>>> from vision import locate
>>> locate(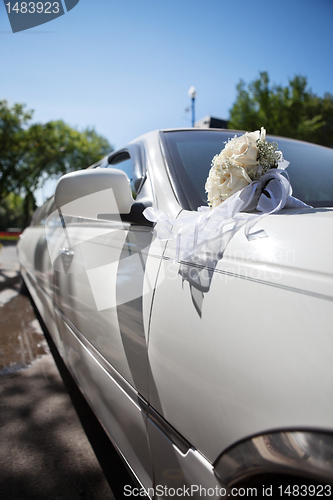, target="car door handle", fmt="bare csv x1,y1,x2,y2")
58,247,75,274
59,247,75,258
